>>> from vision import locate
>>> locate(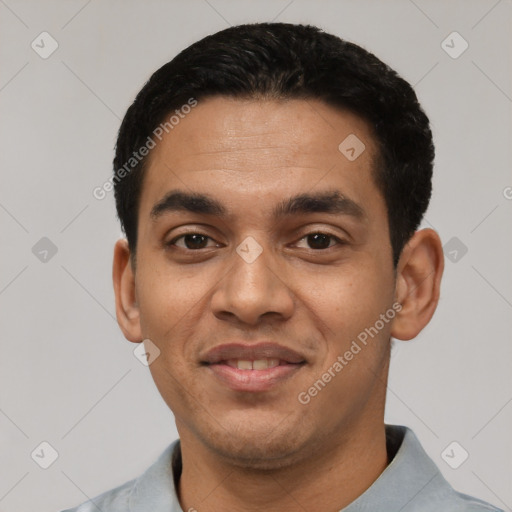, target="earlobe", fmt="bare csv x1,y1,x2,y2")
112,238,142,343
391,228,444,341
